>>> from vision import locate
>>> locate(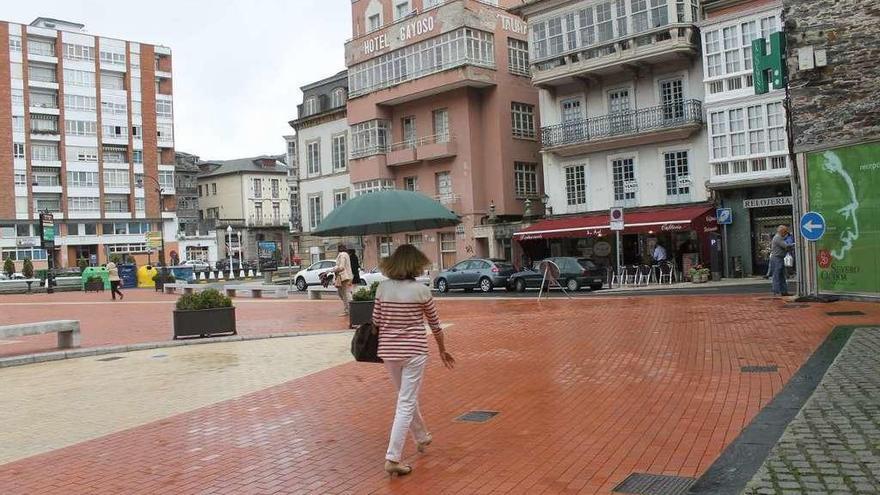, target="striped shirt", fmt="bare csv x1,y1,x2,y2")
373,279,442,360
